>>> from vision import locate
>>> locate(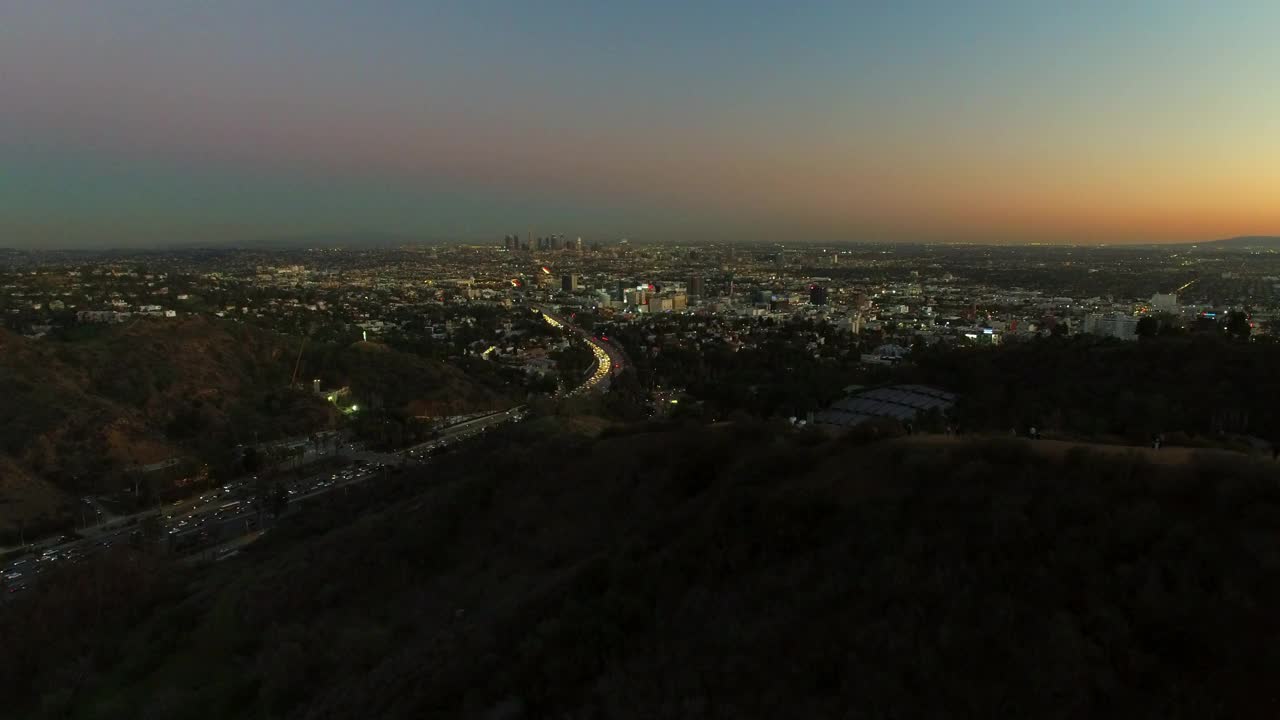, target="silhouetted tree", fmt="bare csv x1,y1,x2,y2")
1226,311,1251,340
242,446,263,474
1191,315,1218,333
